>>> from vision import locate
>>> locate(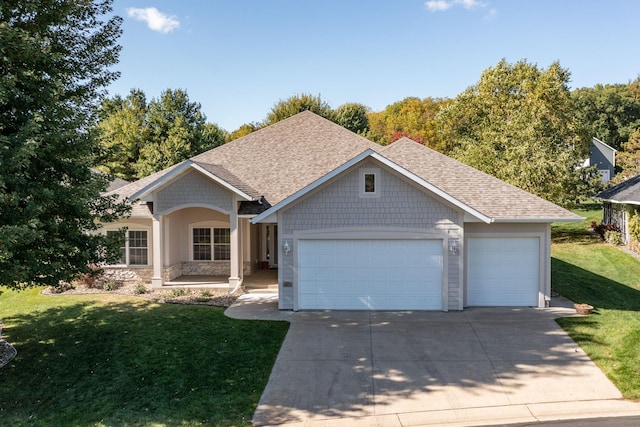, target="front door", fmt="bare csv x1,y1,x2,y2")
261,224,278,268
